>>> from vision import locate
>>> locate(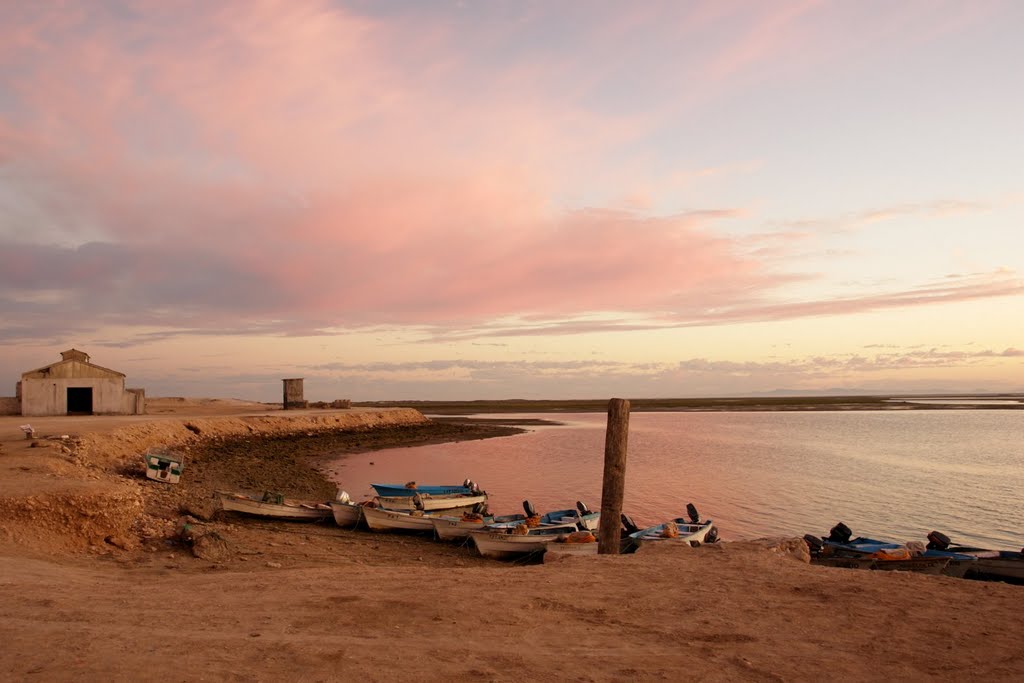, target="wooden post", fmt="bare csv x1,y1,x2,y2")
598,398,630,554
